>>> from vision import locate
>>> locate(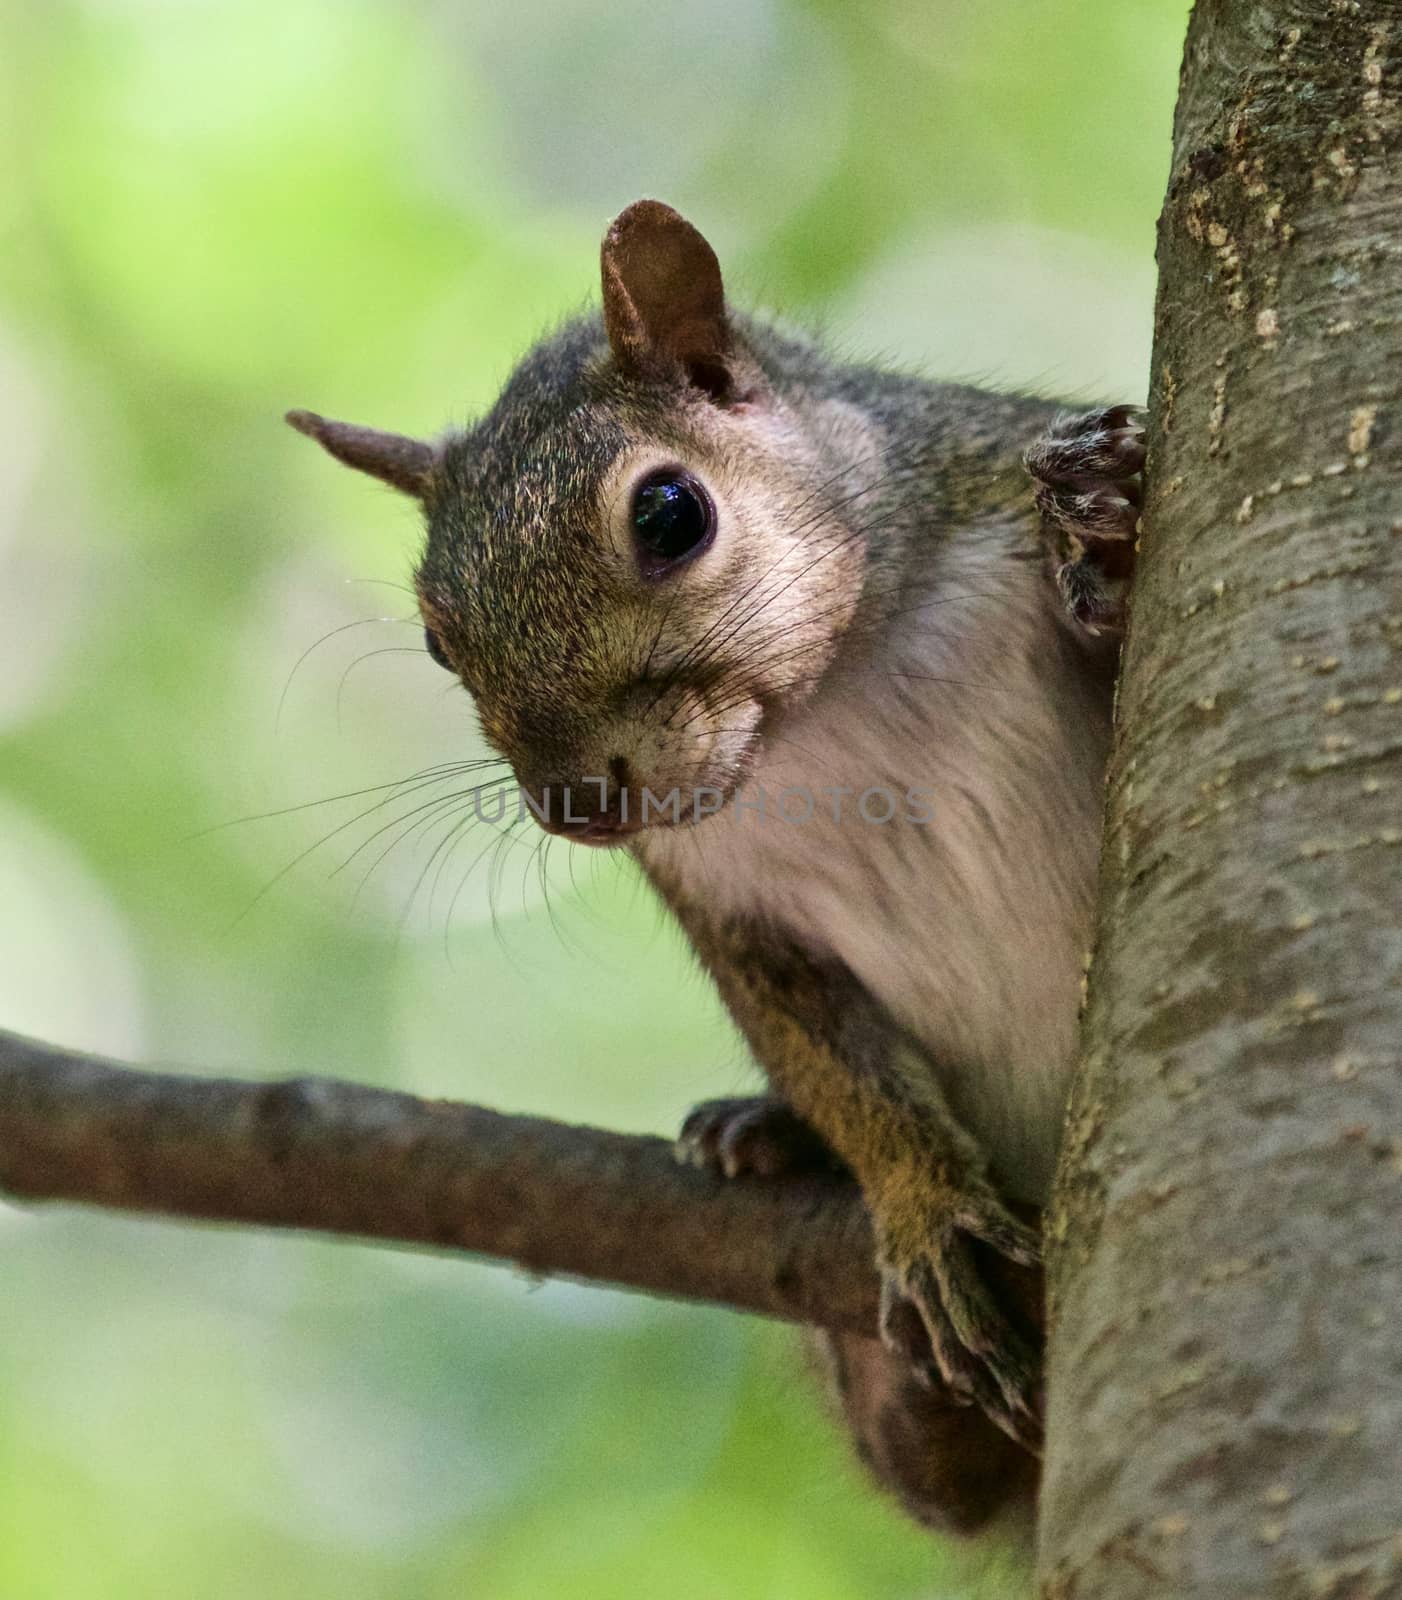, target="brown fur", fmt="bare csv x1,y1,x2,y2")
812,1328,1039,1536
